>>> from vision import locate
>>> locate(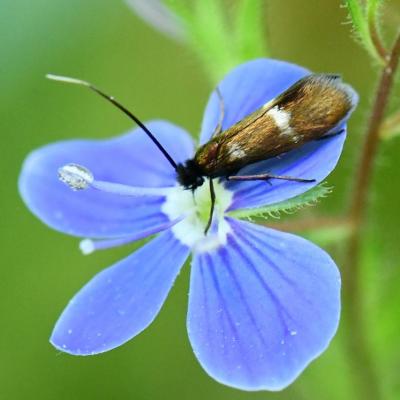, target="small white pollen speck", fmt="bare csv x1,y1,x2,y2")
67,329,73,335
290,330,297,336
